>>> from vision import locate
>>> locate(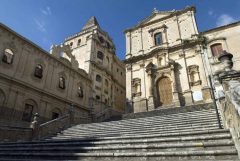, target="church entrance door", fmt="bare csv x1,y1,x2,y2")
158,77,173,106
